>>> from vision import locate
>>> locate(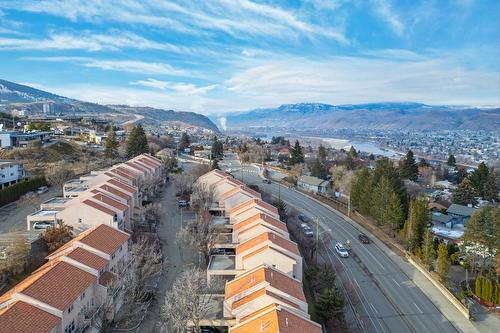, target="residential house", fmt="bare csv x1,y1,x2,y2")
446,204,477,226
235,232,302,281
228,304,322,333
0,160,27,189
0,130,51,148
0,224,130,333
224,265,307,321
297,175,331,196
